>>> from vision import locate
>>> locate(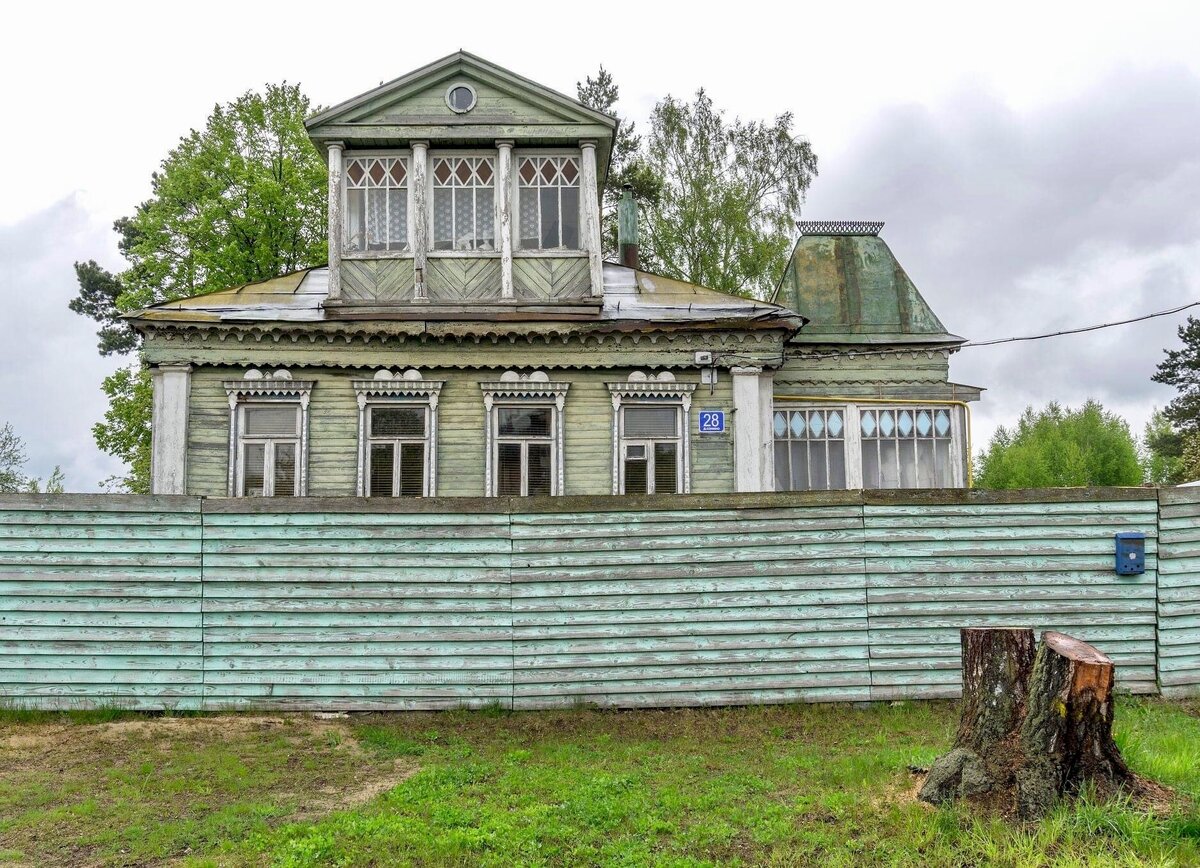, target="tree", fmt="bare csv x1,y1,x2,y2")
975,401,1143,489
1152,315,1200,483
0,422,65,493
69,83,327,491
1142,409,1194,485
